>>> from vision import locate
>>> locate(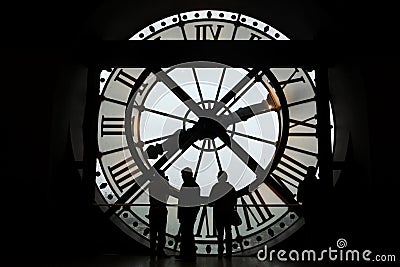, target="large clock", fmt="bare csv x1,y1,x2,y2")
94,10,334,255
